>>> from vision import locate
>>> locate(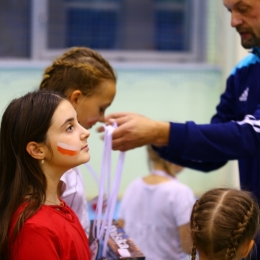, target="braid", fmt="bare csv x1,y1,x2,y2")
52,60,106,79
225,202,255,260
191,200,200,260
58,46,116,81
86,48,115,78
191,243,197,260
191,189,259,260
39,46,116,96
57,47,80,60
39,65,56,90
